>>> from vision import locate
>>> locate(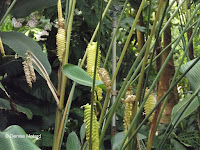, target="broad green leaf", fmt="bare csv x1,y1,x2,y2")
0,98,33,120
62,64,104,87
171,94,199,127
111,132,124,150
0,125,40,150
11,0,64,18
180,59,200,91
66,131,81,150
0,82,10,98
0,32,51,76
